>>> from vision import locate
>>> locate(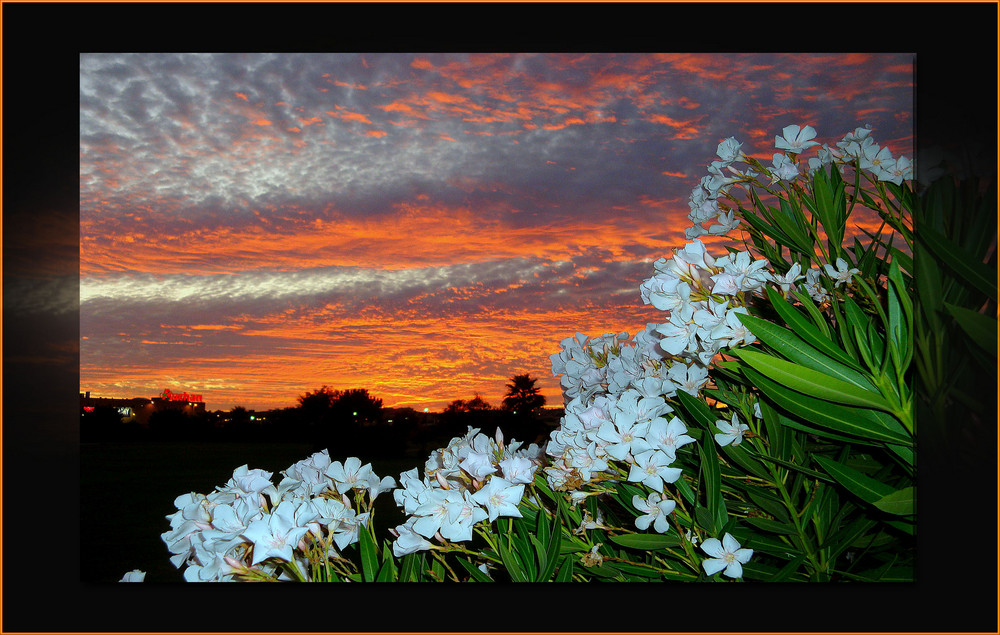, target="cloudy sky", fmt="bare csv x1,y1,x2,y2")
79,52,914,412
